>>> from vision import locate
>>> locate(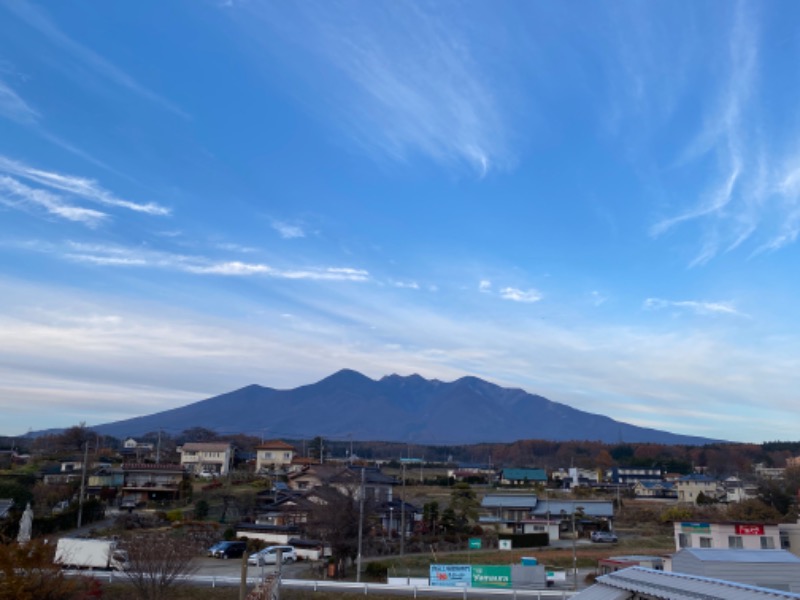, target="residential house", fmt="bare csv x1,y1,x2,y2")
86,465,125,503
755,463,786,480
121,437,155,461
674,521,782,551
288,465,395,502
447,463,496,484
178,442,233,476
634,480,677,499
500,468,547,486
532,499,615,537
120,463,186,506
255,440,296,473
676,474,724,504
480,493,539,534
608,467,662,485
380,498,419,538
723,476,758,503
